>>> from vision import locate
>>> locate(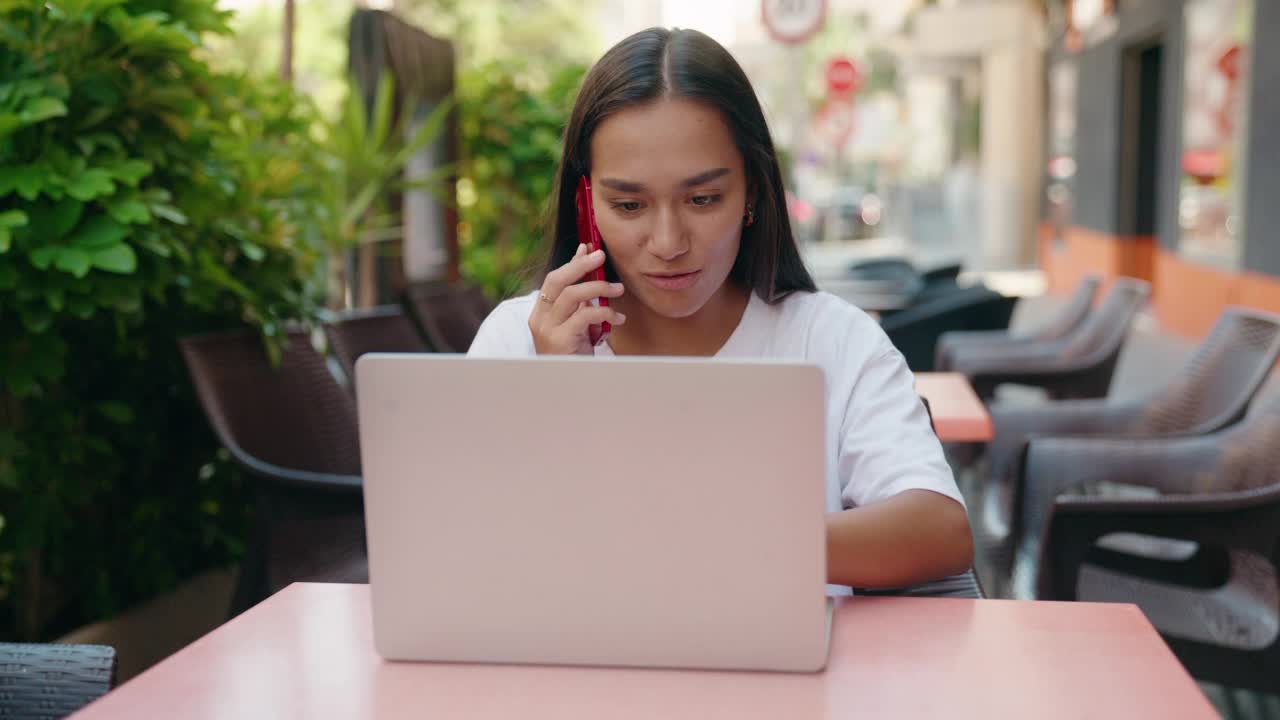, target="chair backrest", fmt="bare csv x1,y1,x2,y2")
460,283,496,325
845,257,924,298
920,262,963,286
1201,389,1280,494
402,282,485,353
1139,308,1280,436
881,286,1019,371
0,643,117,717
323,305,427,387
1057,277,1150,363
179,328,361,476
848,257,916,279
1034,273,1102,342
